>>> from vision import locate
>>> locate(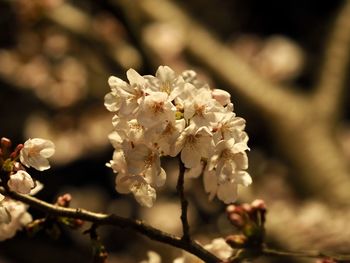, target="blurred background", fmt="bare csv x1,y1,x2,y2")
1,0,350,262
